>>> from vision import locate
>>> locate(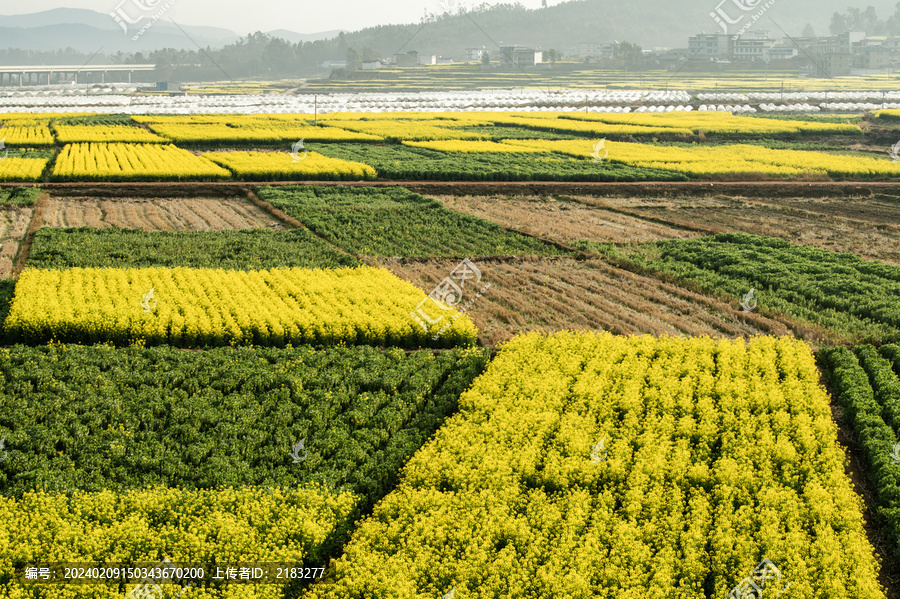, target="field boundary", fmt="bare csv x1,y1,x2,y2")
10,191,49,279
23,181,900,198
